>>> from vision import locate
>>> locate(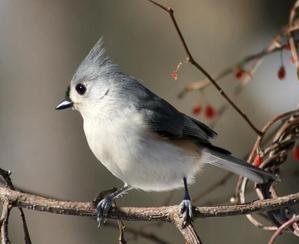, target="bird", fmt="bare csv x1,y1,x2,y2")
56,38,276,225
